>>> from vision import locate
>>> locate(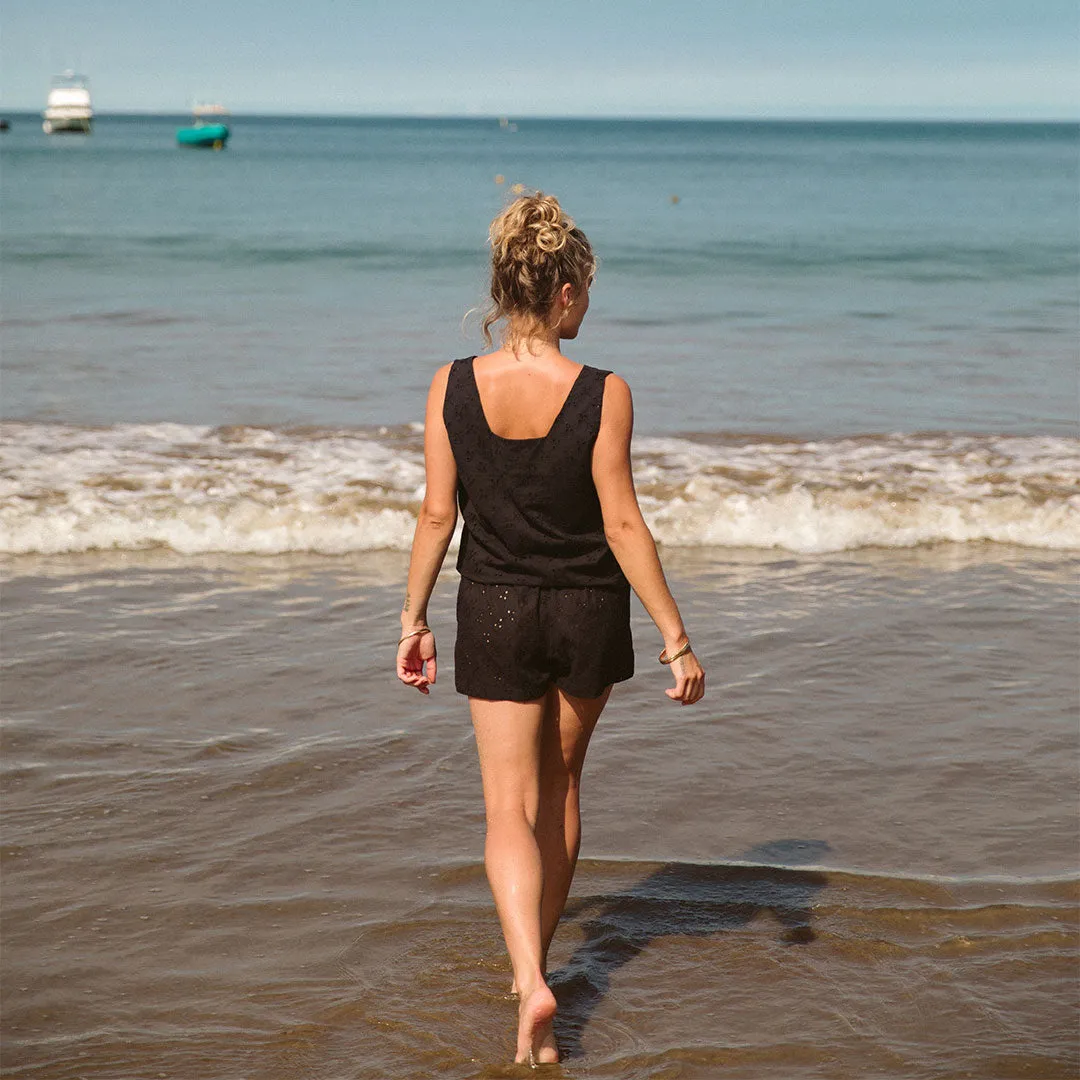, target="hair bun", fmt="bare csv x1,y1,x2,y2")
489,192,575,258
532,220,567,253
